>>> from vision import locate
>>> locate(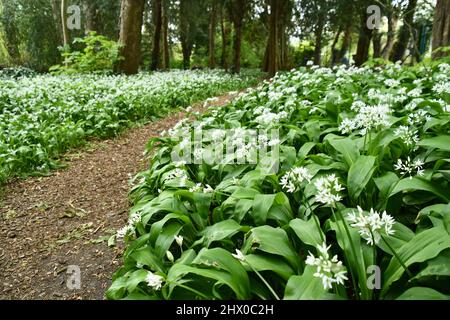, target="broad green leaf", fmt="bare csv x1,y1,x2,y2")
381,227,450,297
242,225,300,271
245,254,295,280
325,134,360,168
389,177,450,203
200,220,248,247
418,136,450,152
396,287,449,300
347,155,377,201
289,216,324,247
284,266,327,300
252,194,276,225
